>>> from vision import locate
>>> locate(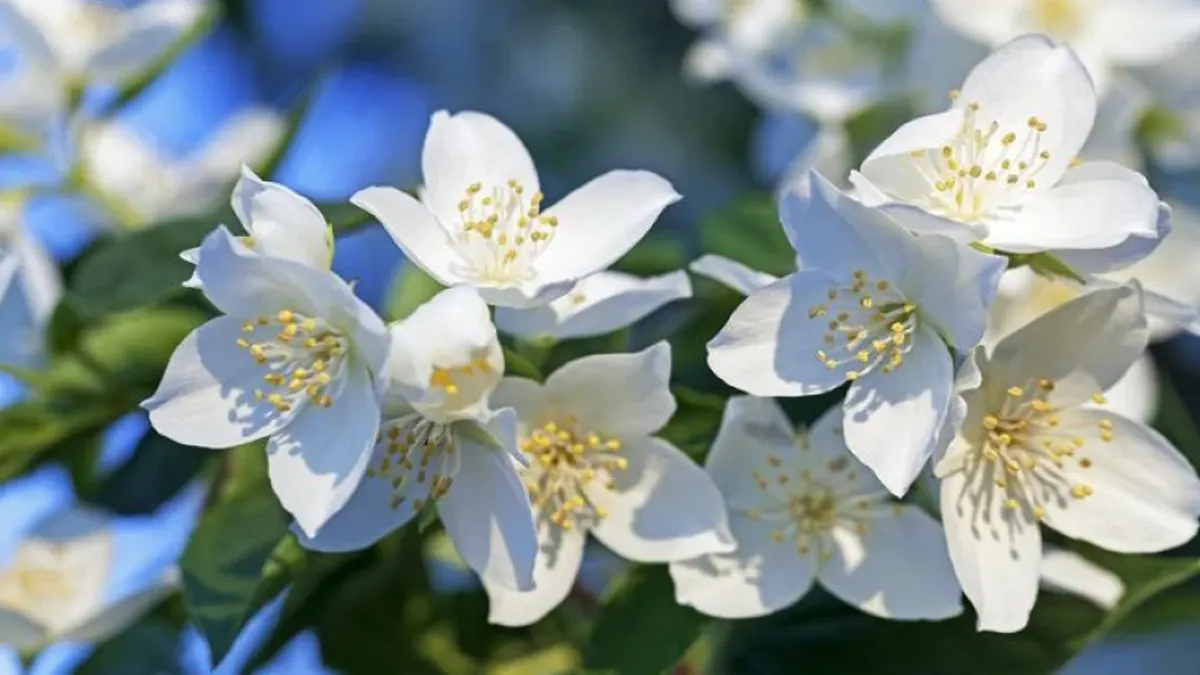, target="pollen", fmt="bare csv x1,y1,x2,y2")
520,418,627,530
456,178,557,285
236,309,349,413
